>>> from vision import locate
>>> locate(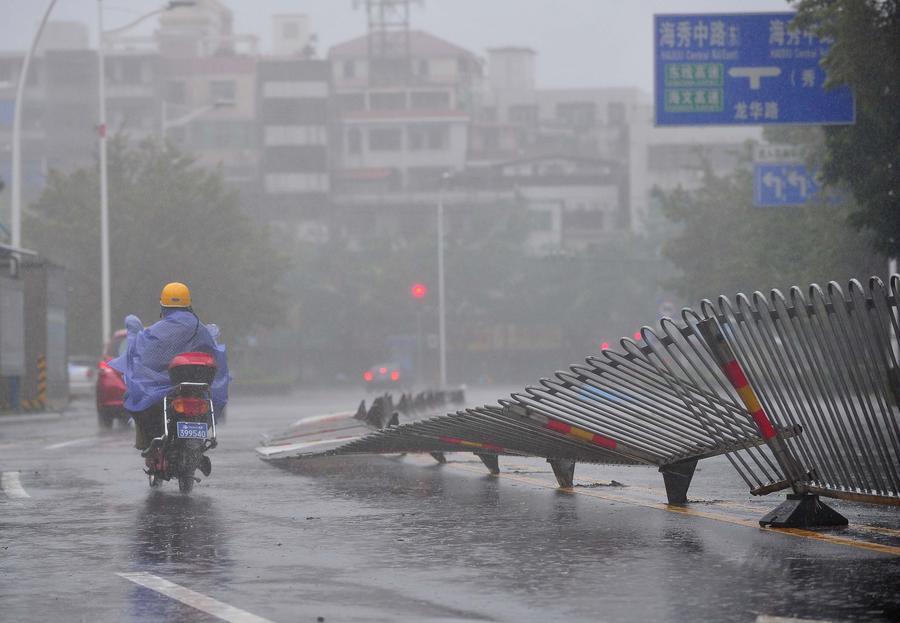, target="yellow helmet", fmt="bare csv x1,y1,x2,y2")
160,282,192,308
